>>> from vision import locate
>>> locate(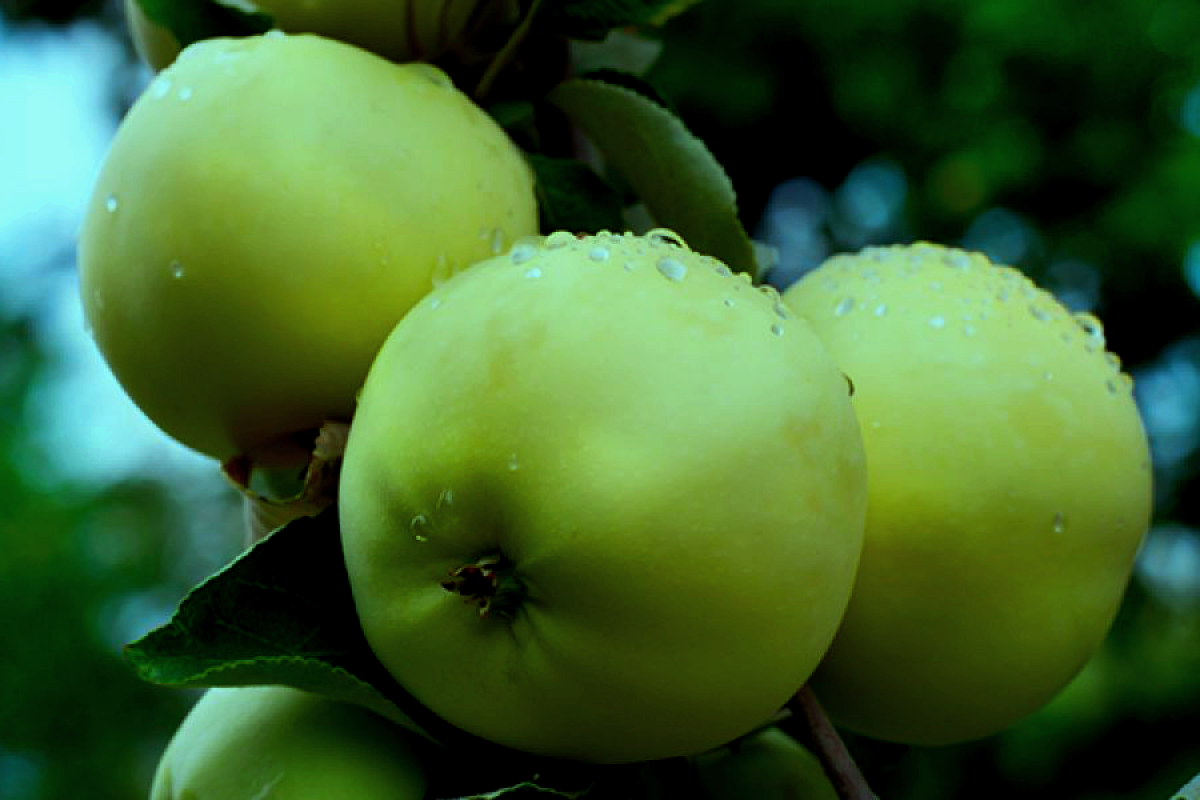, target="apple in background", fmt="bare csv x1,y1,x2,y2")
784,242,1152,745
